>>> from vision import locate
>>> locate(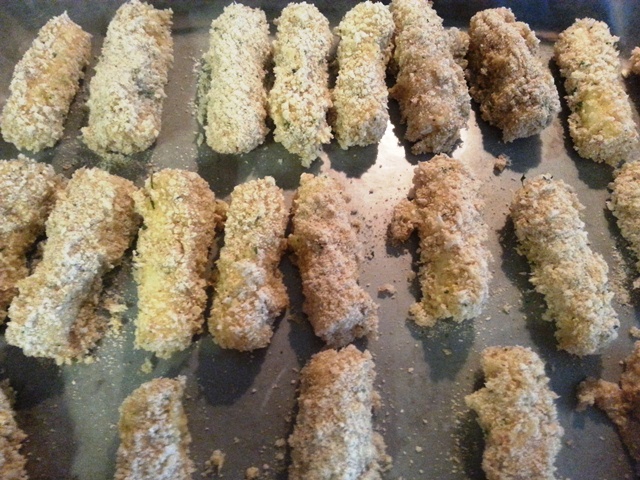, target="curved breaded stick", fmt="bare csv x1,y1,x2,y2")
82,0,173,155
0,13,91,152
204,4,271,154
0,156,63,323
115,376,194,480
466,346,563,480
0,381,28,480
467,8,560,142
209,177,288,351
332,2,394,149
389,0,470,154
6,168,138,364
554,18,639,166
510,175,619,355
389,155,491,327
609,162,640,275
578,341,640,472
289,346,387,480
268,3,333,167
289,173,378,347
134,169,219,359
